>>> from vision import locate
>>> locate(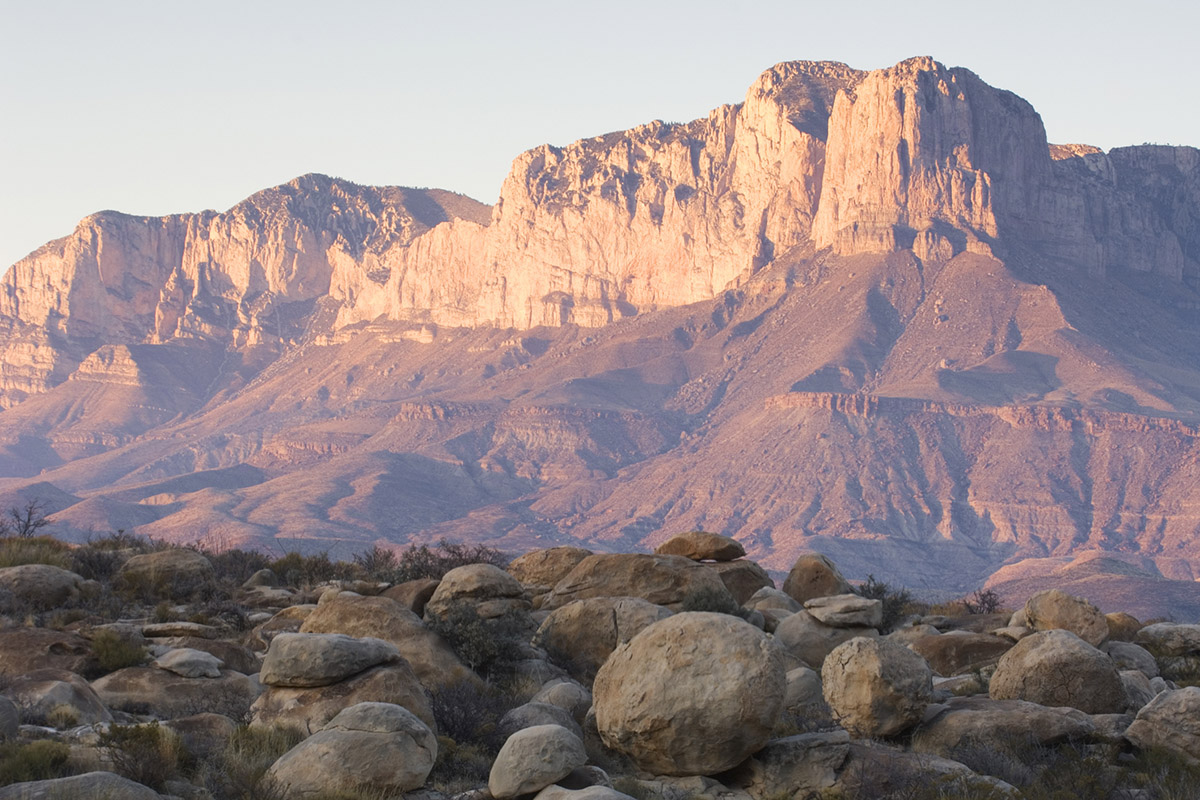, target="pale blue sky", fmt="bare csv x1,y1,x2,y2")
2,0,1196,270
